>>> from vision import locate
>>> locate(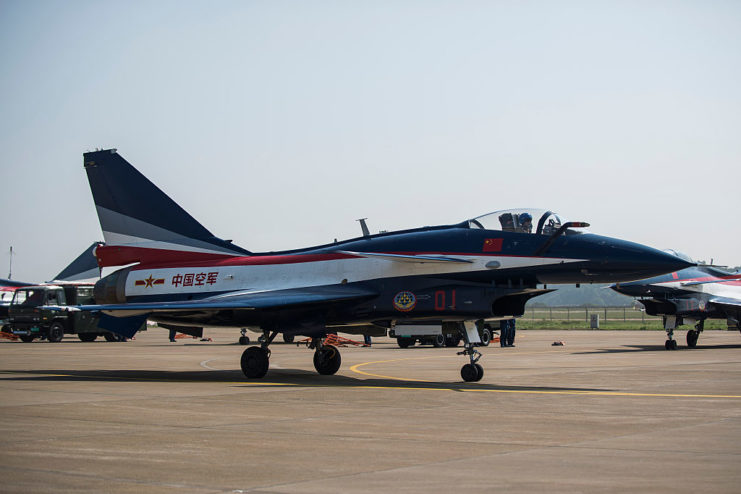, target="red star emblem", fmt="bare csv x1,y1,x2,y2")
144,275,155,288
